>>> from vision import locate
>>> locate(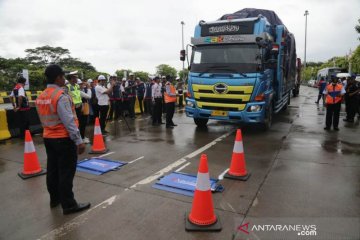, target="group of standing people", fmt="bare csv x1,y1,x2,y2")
315,75,360,131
